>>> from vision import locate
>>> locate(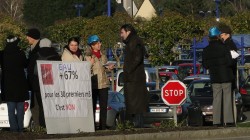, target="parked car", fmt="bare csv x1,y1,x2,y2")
0,68,34,131
183,74,210,86
171,59,194,66
0,92,34,131
239,75,250,107
158,71,180,83
143,90,190,127
187,79,244,126
178,63,203,81
159,66,179,74
116,68,158,92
